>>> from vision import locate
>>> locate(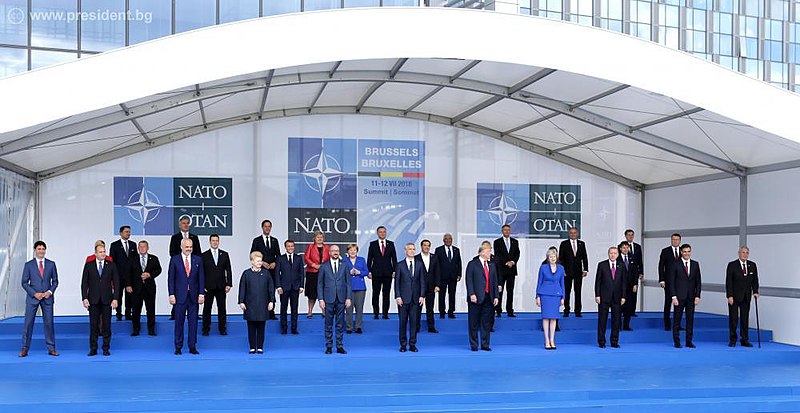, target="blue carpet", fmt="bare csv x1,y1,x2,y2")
0,312,797,412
